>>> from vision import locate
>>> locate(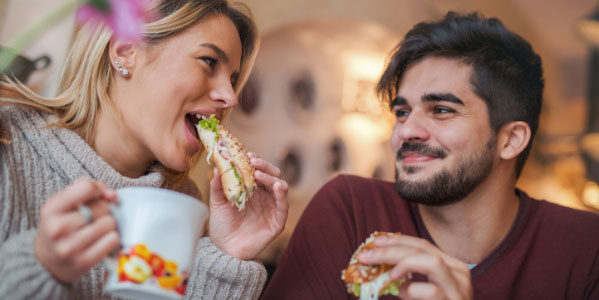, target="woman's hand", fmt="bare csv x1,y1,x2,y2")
35,179,120,283
209,152,289,260
358,235,473,300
